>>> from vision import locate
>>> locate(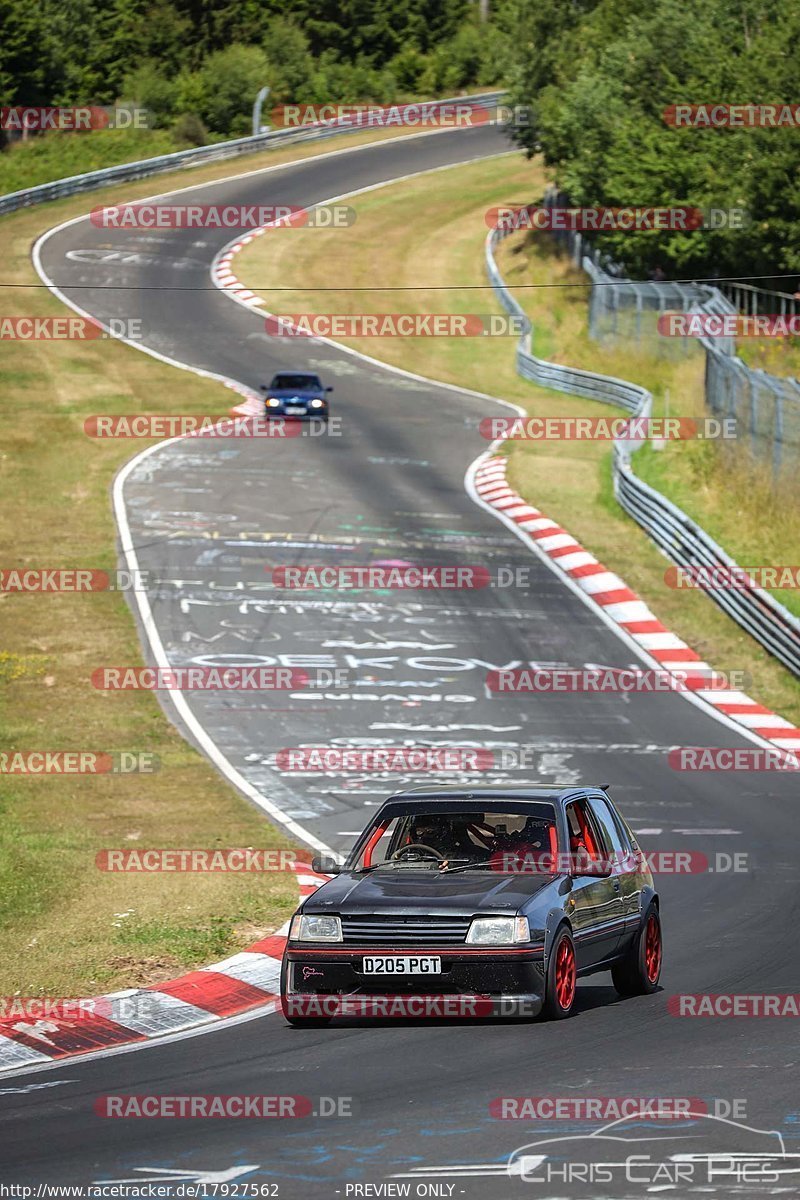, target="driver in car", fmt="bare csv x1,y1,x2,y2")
408,816,487,870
